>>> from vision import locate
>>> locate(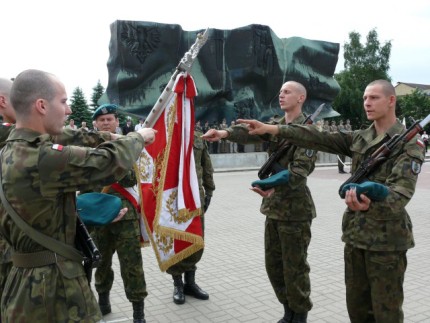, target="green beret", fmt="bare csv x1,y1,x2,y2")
92,104,118,120
251,170,290,190
340,181,389,201
77,193,122,226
